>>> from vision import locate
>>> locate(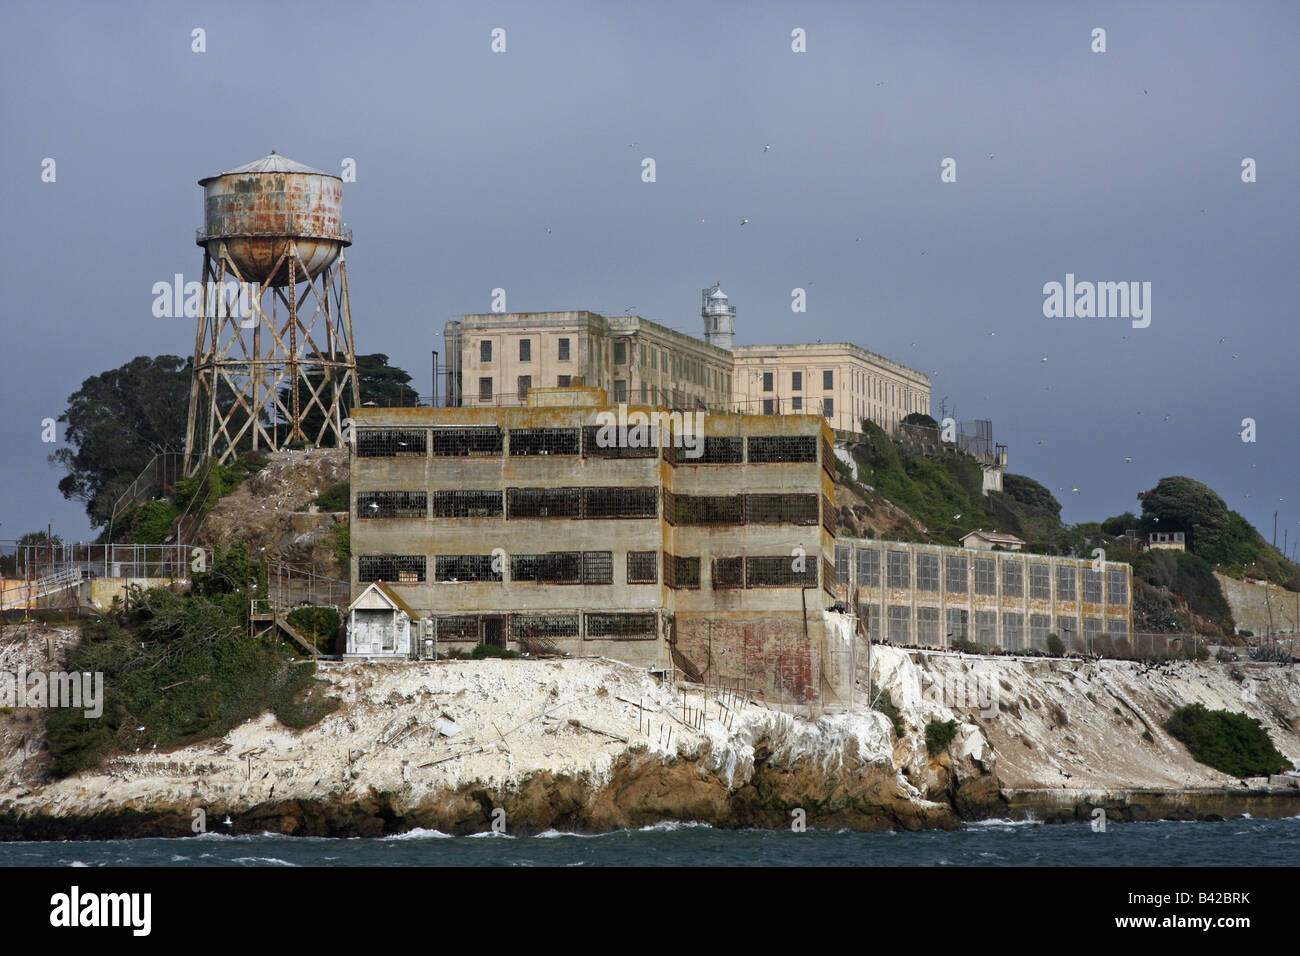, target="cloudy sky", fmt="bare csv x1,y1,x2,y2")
0,0,1295,546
